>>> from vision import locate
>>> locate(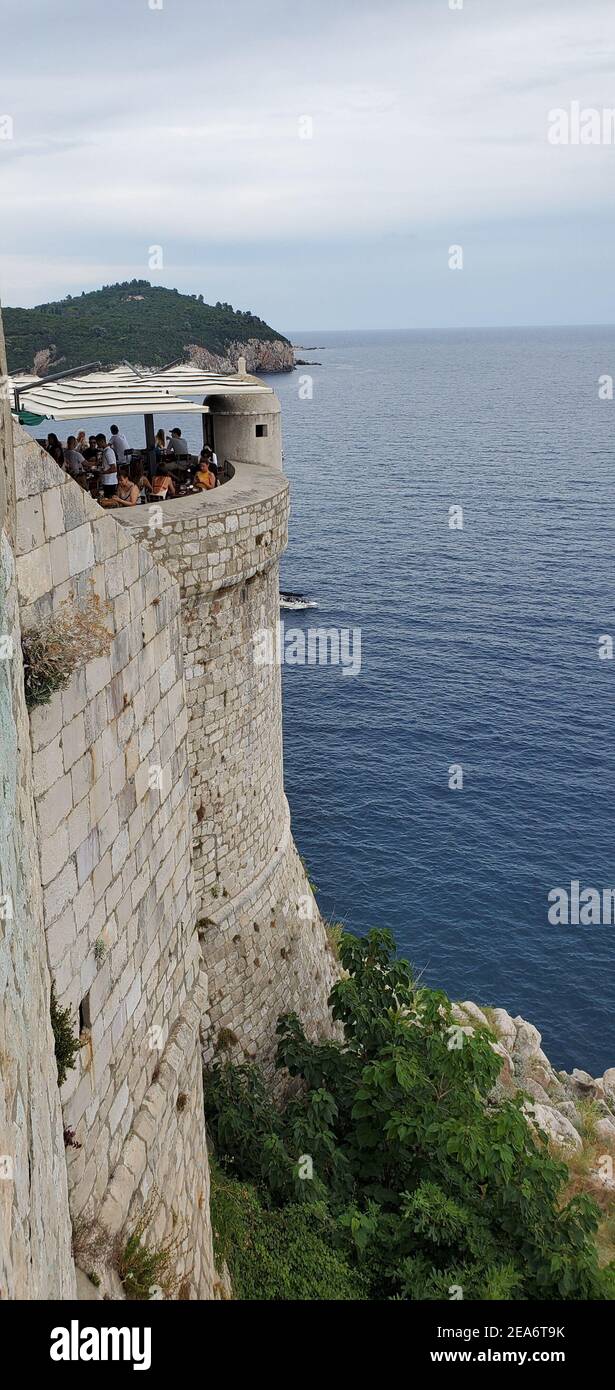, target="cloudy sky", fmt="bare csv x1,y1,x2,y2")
1,0,614,329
